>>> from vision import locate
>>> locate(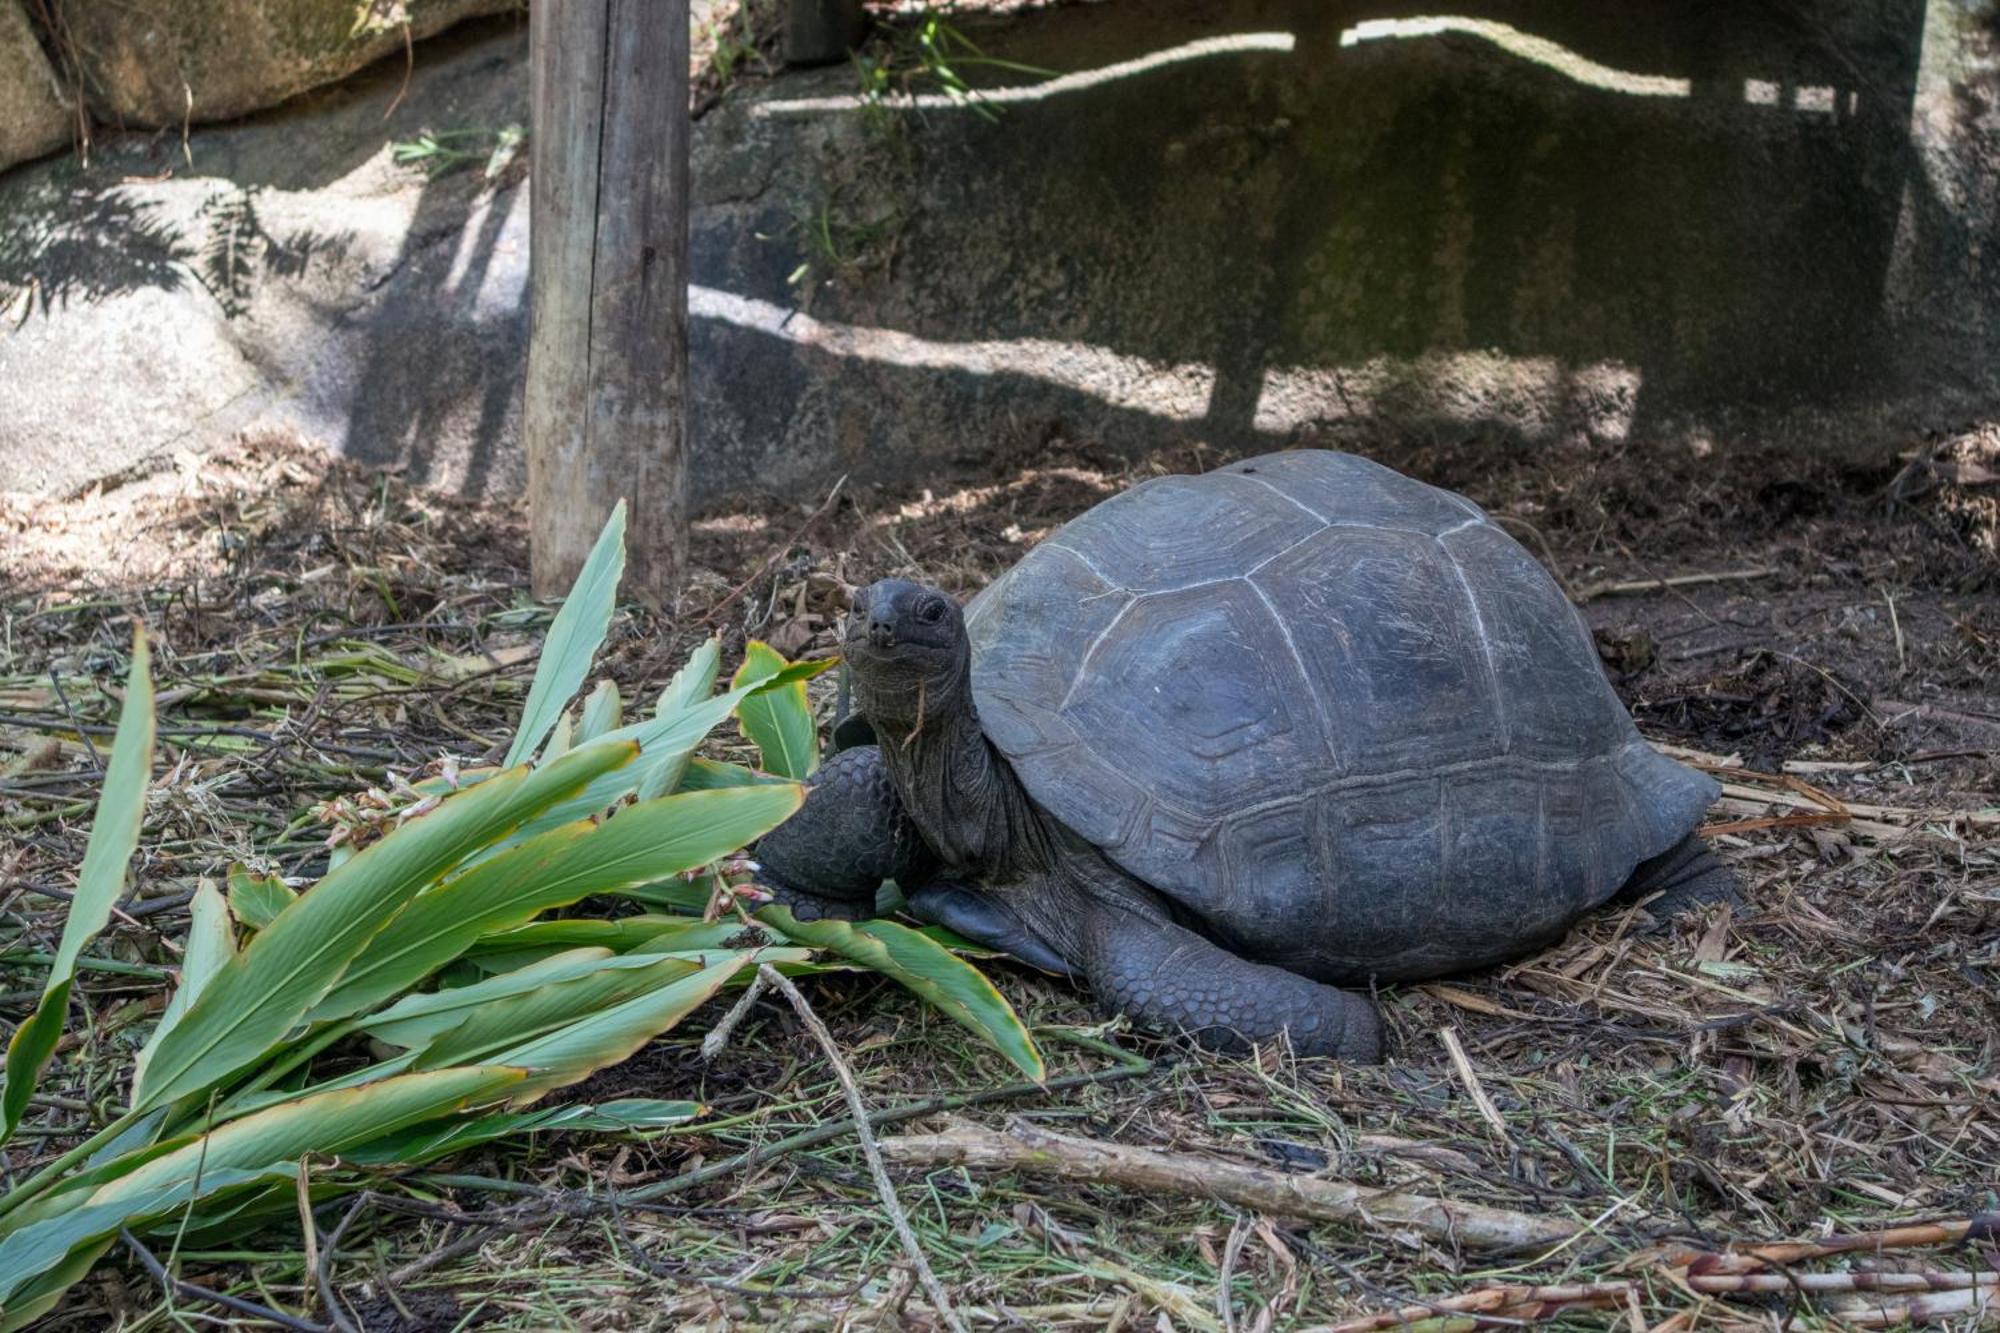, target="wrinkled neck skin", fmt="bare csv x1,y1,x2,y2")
855,645,1163,961
855,648,1046,878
